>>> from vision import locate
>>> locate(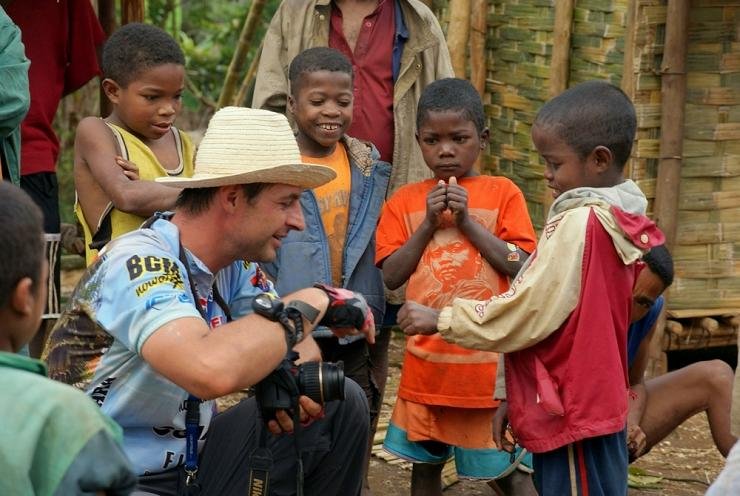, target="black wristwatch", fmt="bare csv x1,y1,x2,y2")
252,293,299,349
